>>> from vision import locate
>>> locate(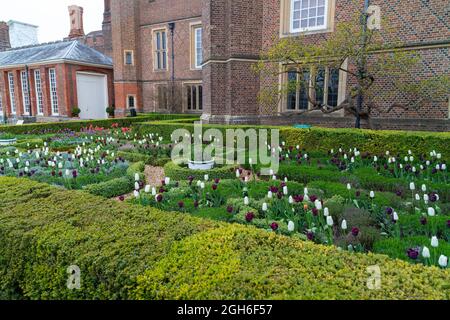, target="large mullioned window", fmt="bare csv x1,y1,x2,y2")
8,72,16,115
21,71,31,115
291,0,329,33
154,30,167,70
34,70,44,115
